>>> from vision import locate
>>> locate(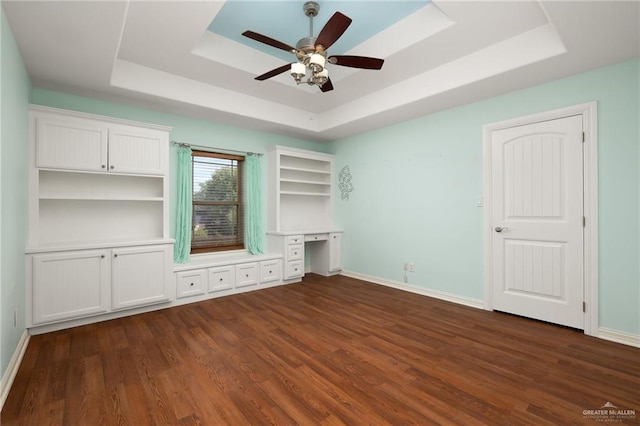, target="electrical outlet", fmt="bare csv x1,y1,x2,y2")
408,263,415,273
